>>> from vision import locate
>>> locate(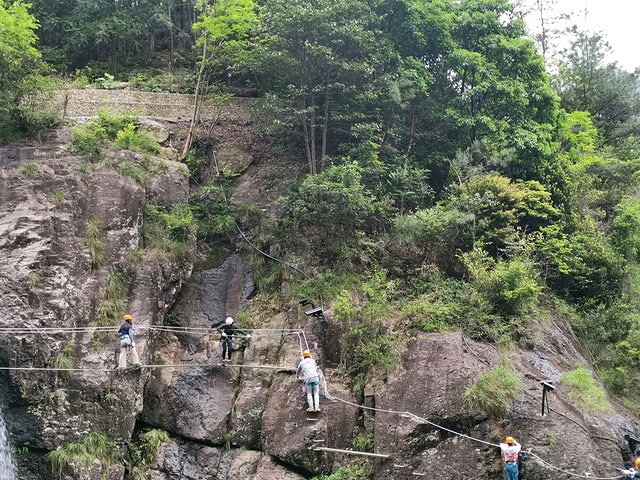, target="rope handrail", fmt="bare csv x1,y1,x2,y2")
0,363,296,372
322,390,624,479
